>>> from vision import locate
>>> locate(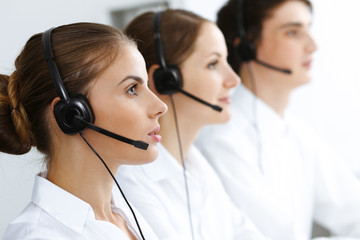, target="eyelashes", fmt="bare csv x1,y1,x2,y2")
127,84,138,96
208,60,219,69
